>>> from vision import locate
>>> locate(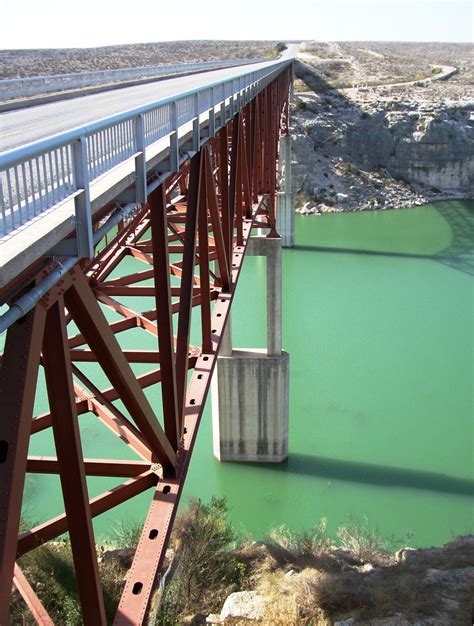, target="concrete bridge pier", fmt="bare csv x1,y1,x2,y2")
277,134,295,248
212,236,289,462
